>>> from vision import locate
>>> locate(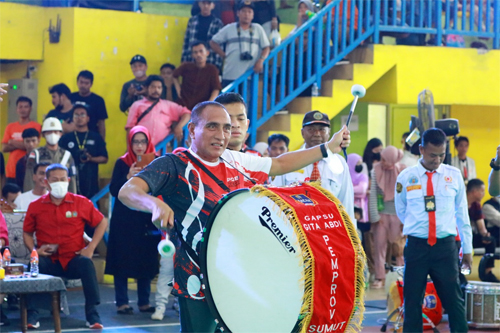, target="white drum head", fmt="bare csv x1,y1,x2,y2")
201,190,304,332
